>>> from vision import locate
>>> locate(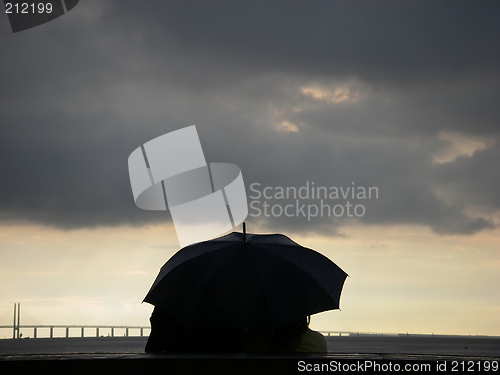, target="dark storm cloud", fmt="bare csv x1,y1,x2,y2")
433,142,500,209
105,0,500,84
0,1,498,235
